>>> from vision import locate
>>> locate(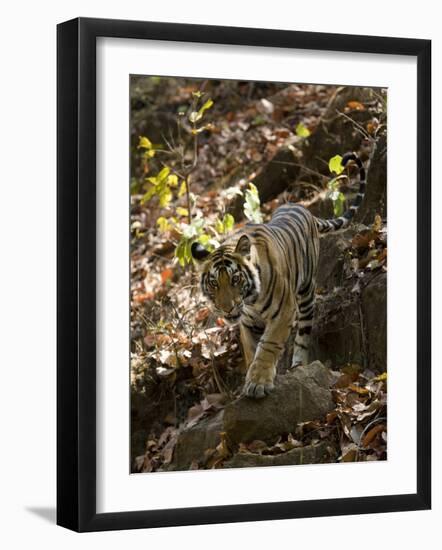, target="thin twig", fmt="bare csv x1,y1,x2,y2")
336,109,373,142
269,160,330,182
203,328,233,399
